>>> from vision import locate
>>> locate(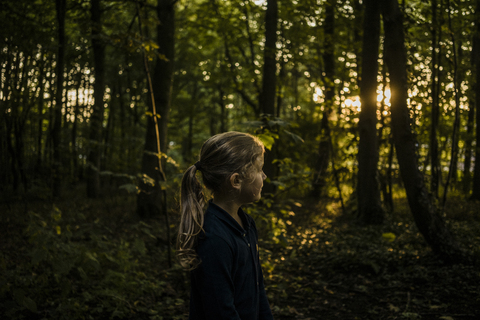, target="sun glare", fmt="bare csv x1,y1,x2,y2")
253,0,266,6
313,87,323,103
339,88,391,113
